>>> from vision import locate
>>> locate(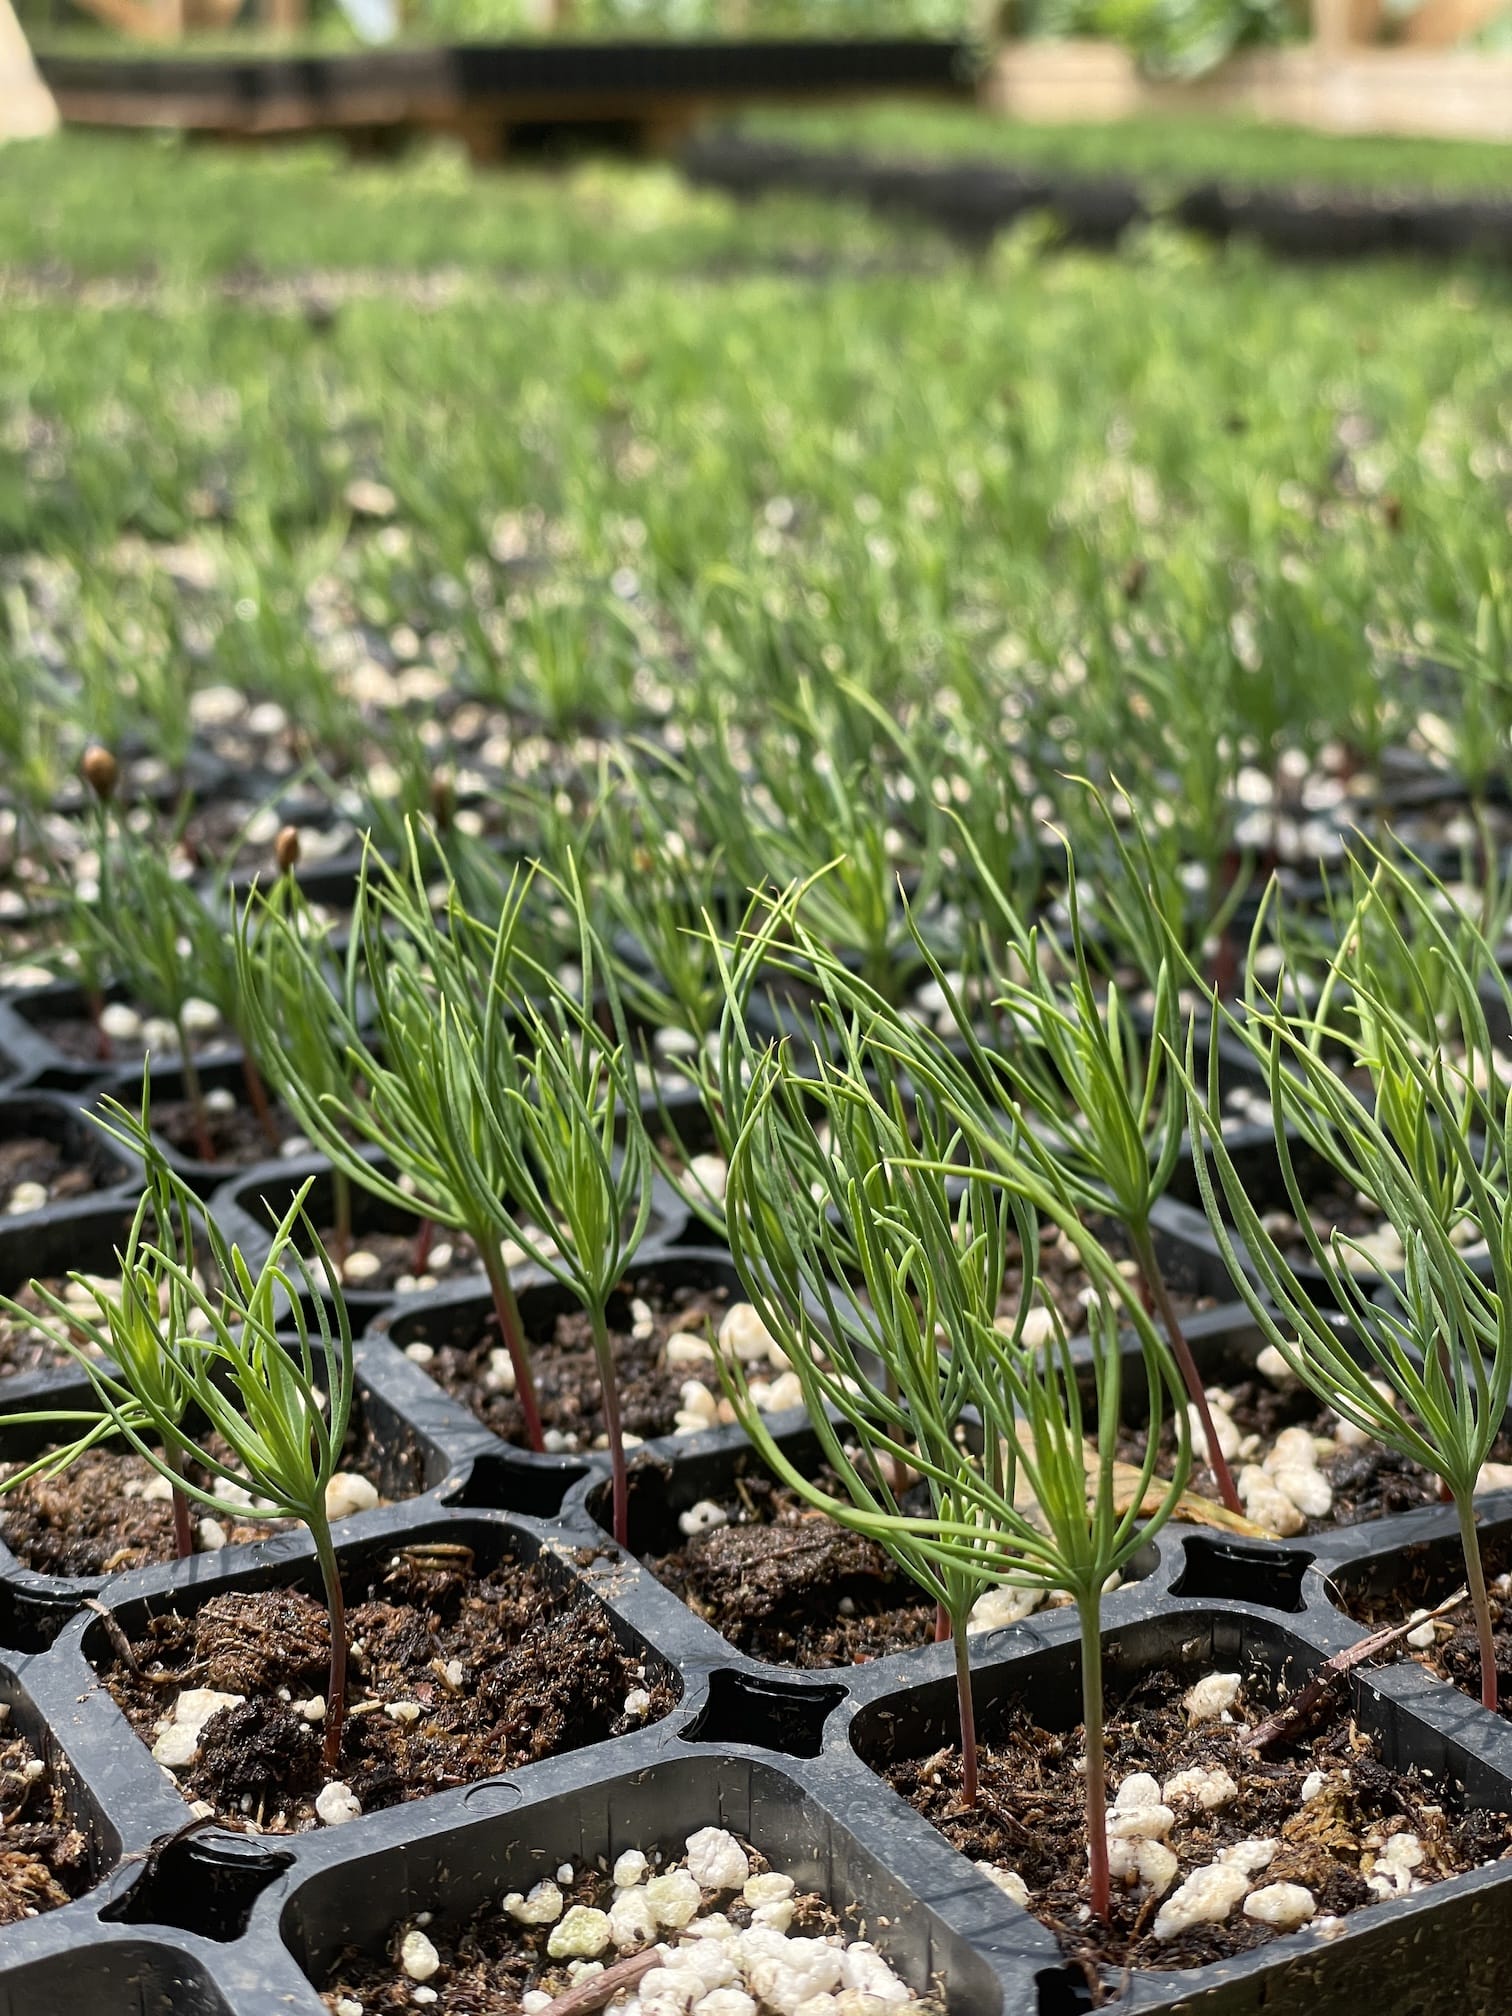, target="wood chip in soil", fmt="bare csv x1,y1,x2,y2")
0,1730,92,1923
640,1462,936,1668
318,1843,845,2015
867,1665,1511,1973
1342,1534,1512,1712
420,1275,730,1450
102,1548,675,1832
